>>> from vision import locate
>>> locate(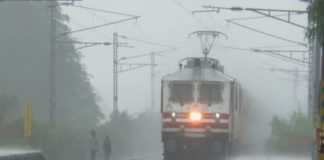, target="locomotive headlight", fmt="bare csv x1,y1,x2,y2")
189,111,202,121
215,113,220,119
171,112,176,117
